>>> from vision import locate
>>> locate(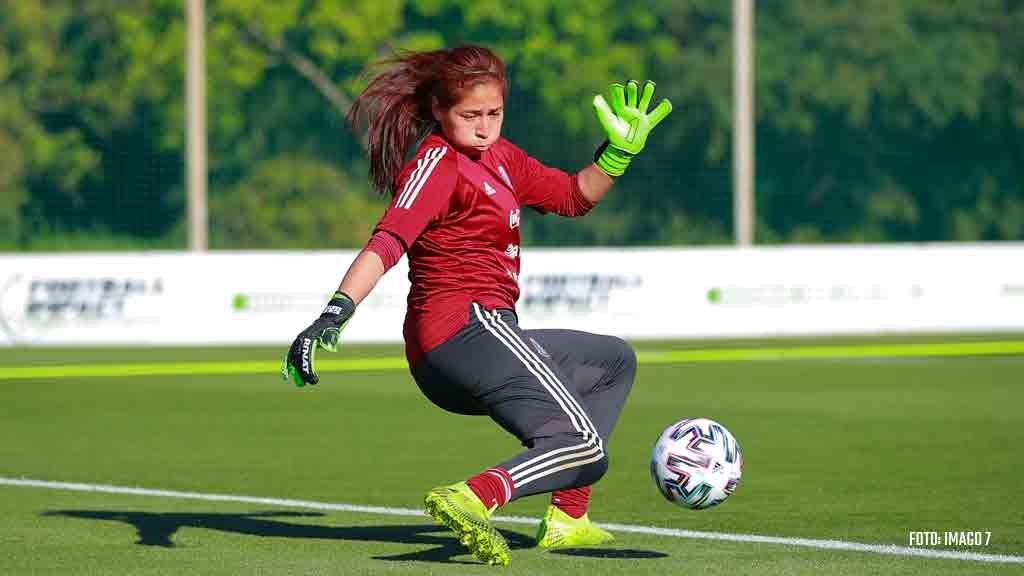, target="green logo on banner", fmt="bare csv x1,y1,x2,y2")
707,288,722,304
